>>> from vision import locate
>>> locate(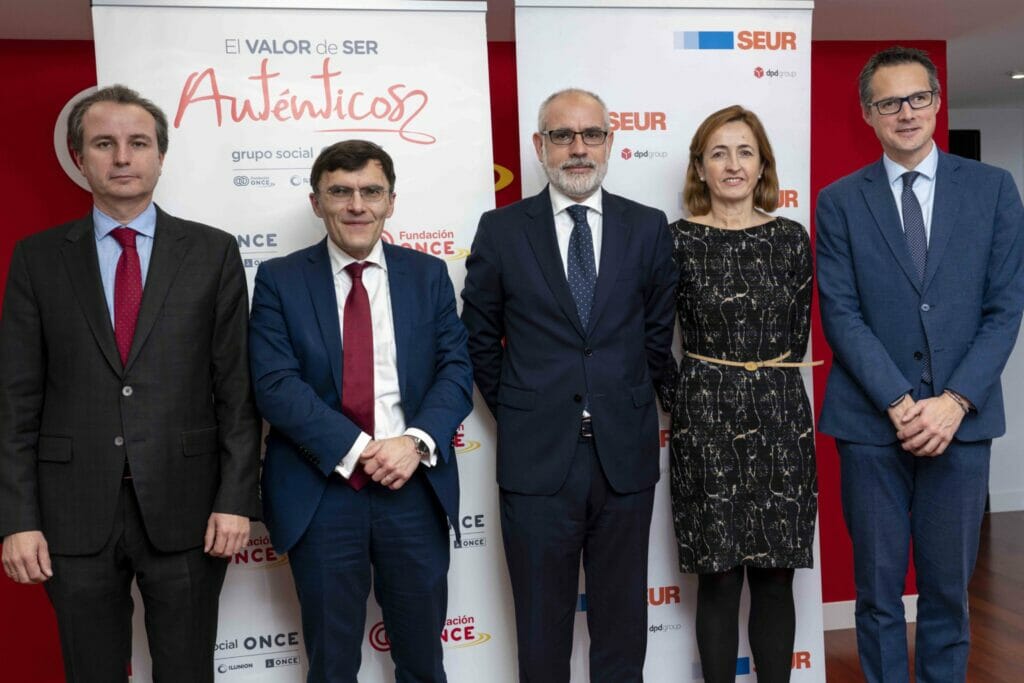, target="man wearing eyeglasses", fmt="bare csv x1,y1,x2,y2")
816,46,1024,683
248,140,473,681
462,88,676,682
